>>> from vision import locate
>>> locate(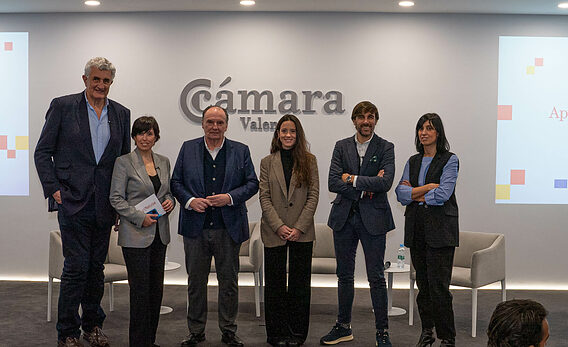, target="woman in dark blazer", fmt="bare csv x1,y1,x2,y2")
259,114,319,347
110,116,175,347
395,113,459,347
